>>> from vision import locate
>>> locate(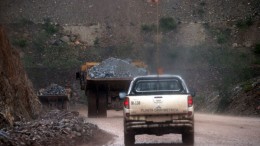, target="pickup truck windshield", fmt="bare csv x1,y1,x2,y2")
131,79,184,95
